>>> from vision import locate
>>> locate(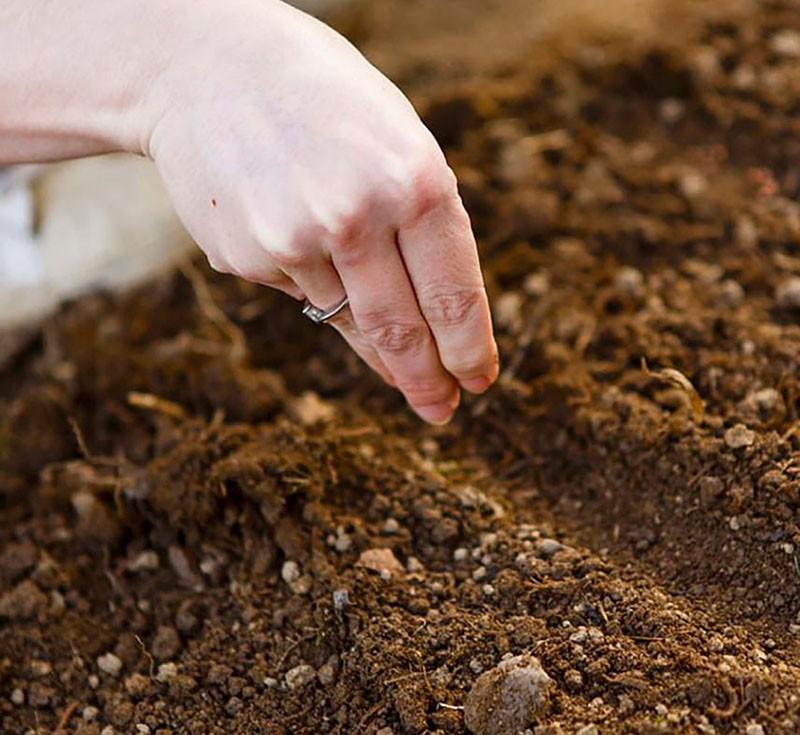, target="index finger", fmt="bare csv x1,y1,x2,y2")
398,187,499,393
